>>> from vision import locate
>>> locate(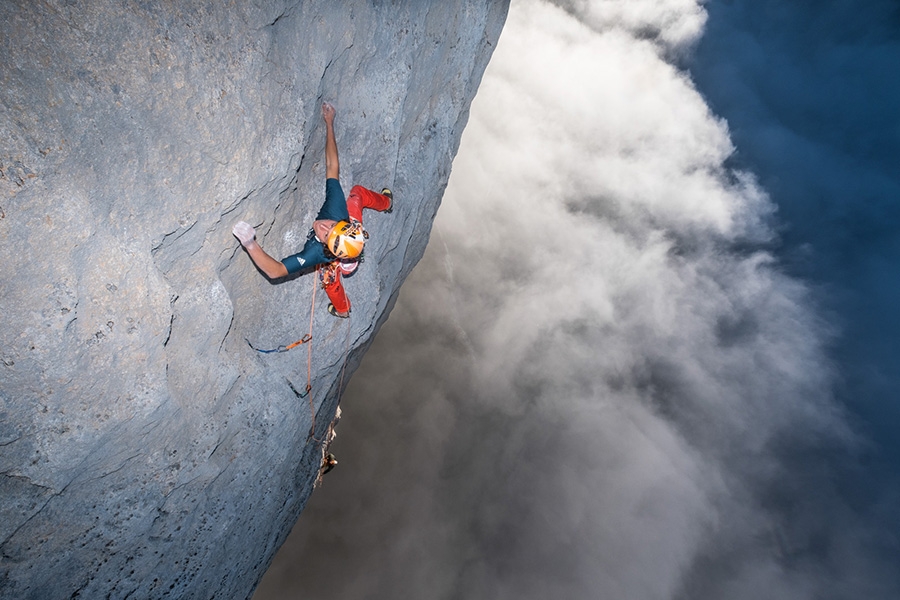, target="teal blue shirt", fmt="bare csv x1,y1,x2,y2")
282,236,331,274
281,178,348,274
